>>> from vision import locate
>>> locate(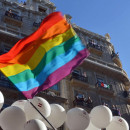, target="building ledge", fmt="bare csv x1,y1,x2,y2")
81,57,129,86
96,86,115,97
111,54,122,68
70,73,89,88
38,91,68,104
4,11,23,27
